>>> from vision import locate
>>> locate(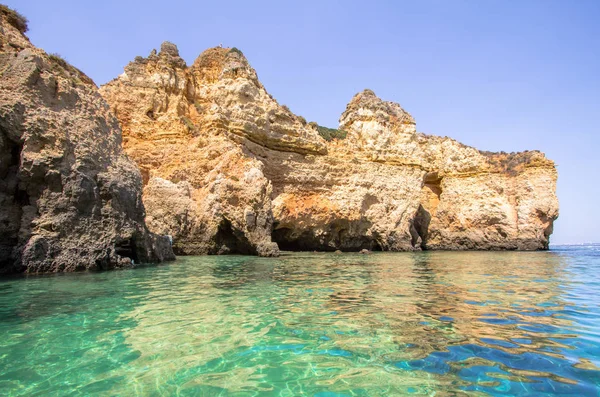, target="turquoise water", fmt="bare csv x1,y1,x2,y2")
1,247,600,396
